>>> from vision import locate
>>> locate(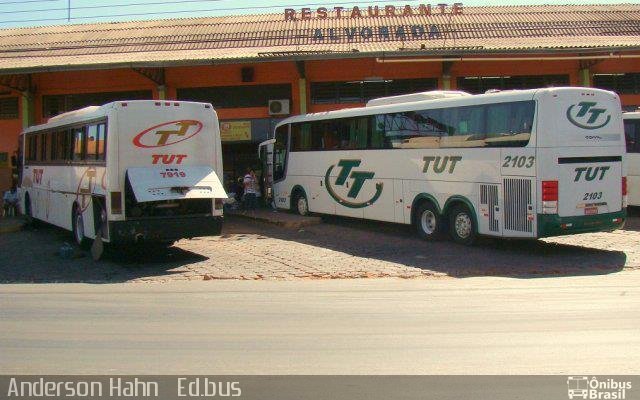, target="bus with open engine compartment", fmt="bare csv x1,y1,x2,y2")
18,100,226,251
